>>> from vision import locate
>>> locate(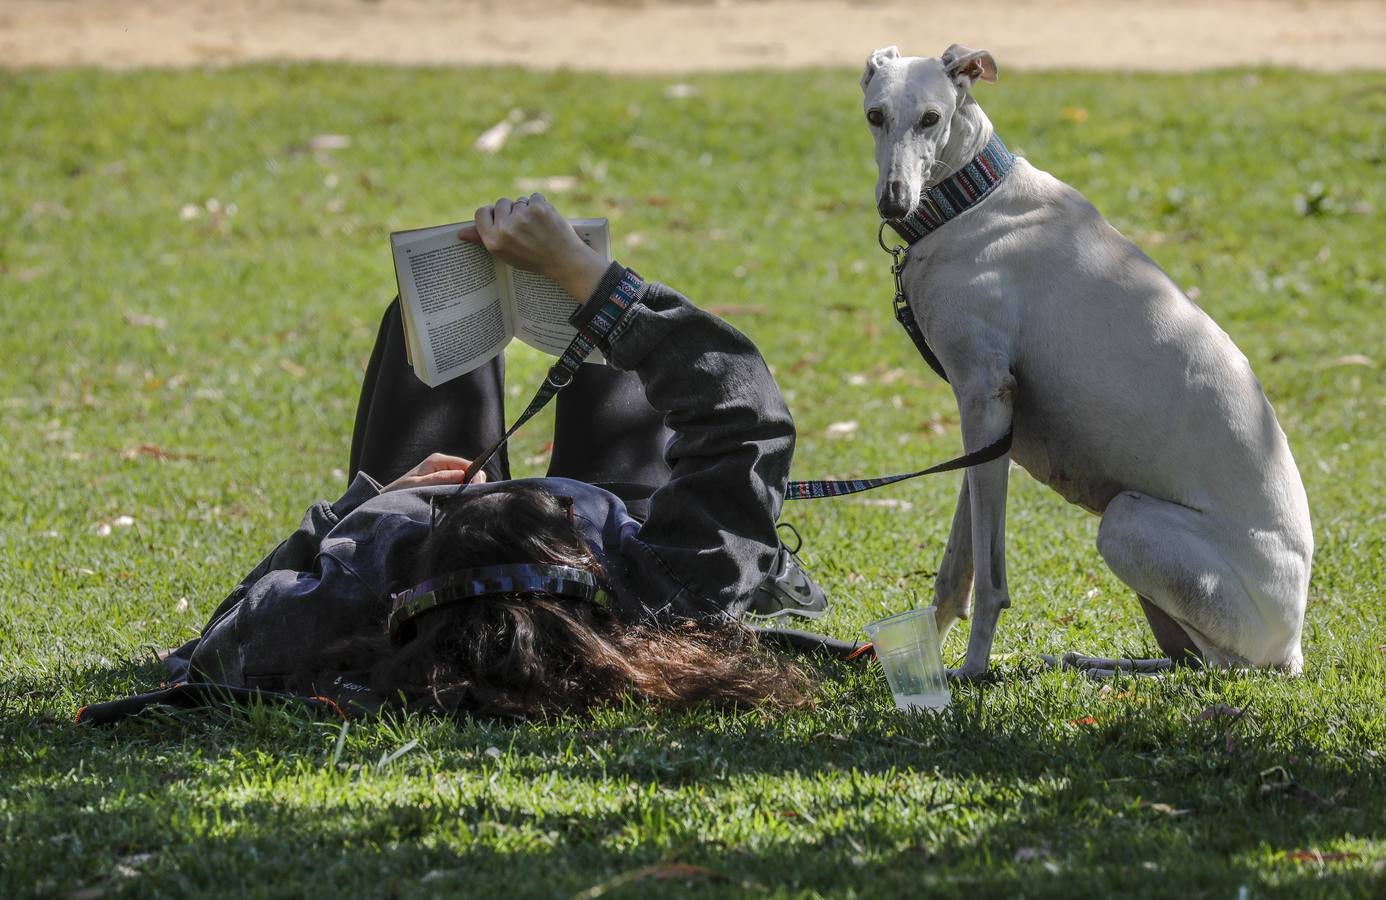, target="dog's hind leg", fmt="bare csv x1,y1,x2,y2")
933,475,973,641
1094,490,1305,671
1137,595,1202,661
